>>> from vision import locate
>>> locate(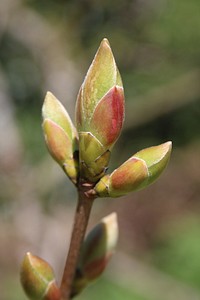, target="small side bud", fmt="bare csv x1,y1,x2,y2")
95,157,148,197
72,213,118,297
80,213,118,280
95,141,172,197
20,252,60,300
42,92,79,184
